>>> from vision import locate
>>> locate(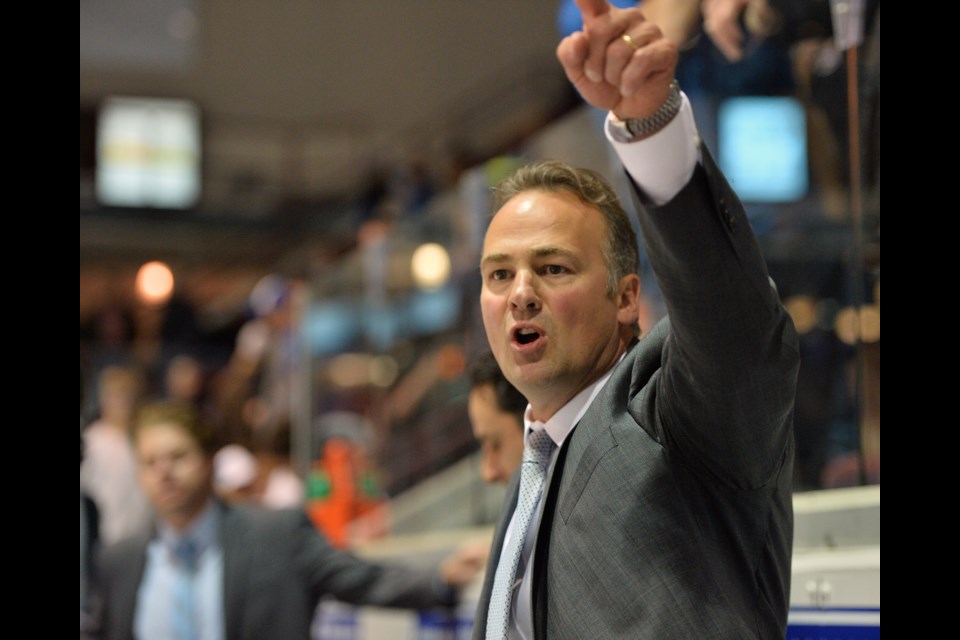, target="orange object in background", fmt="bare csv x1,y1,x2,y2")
306,438,388,549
